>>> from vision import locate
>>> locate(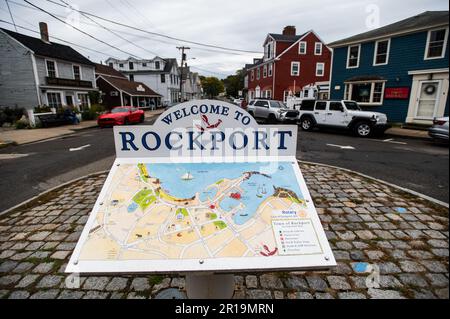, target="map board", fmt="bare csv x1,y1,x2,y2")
66,100,336,273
